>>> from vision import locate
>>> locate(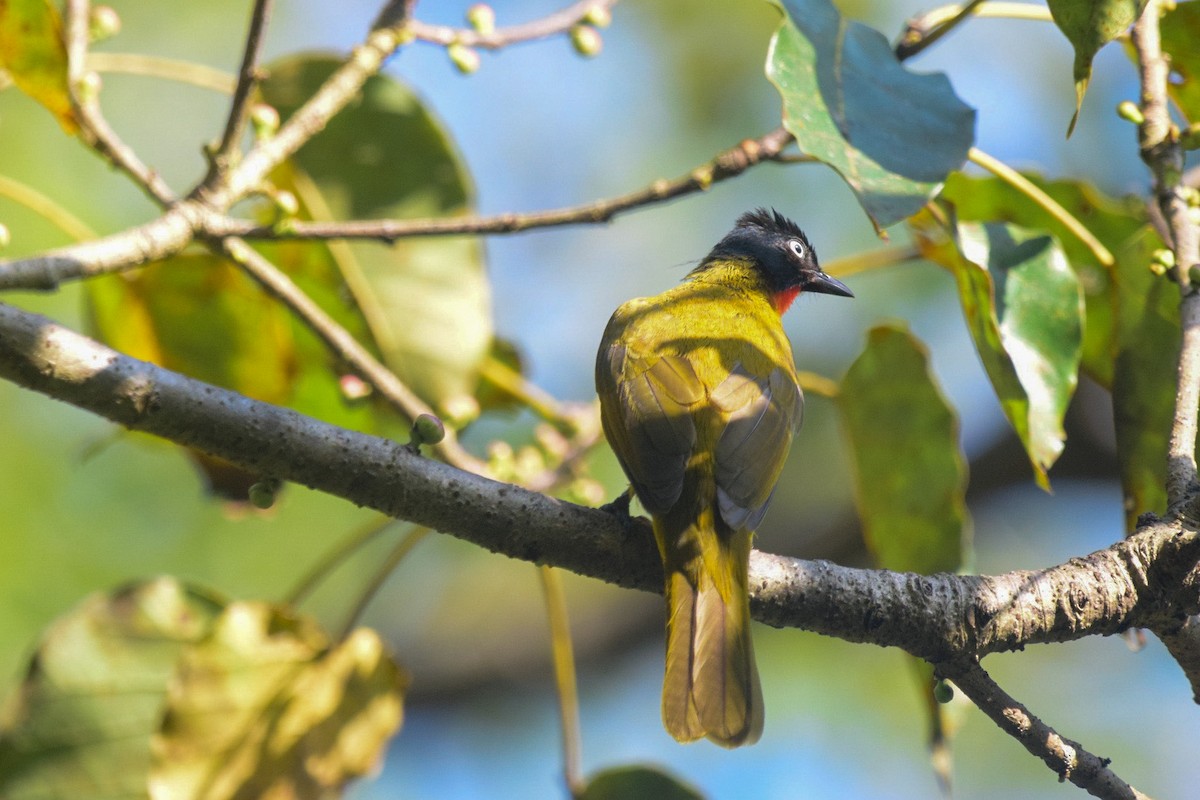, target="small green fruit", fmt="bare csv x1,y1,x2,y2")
250,103,280,140
248,479,279,509
570,24,602,57
412,413,446,446
448,43,481,74
933,680,954,704
89,5,121,42
584,4,612,28
466,4,496,35
1116,100,1145,126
